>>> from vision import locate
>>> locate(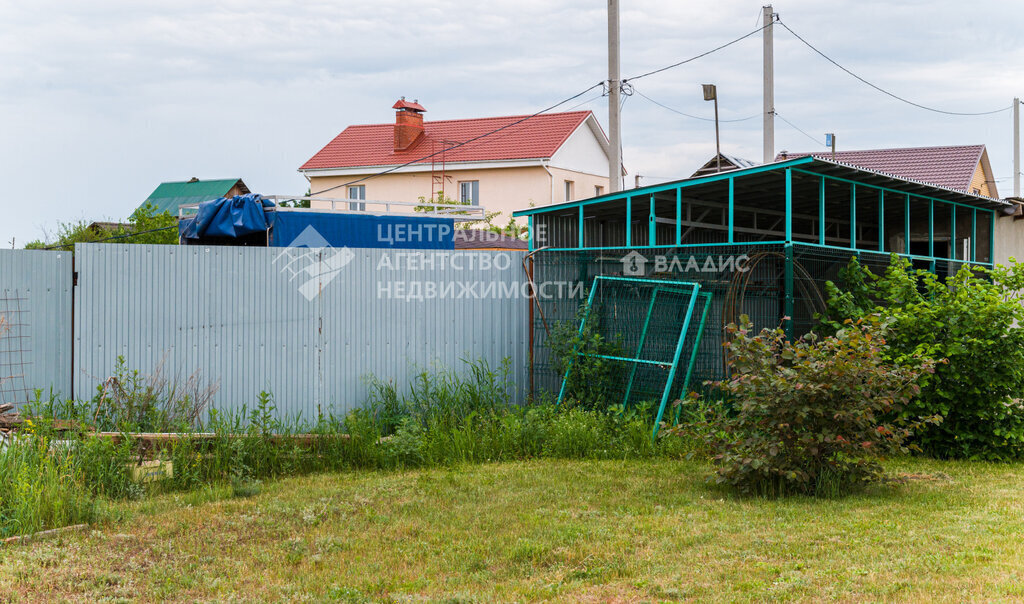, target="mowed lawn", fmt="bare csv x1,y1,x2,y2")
2,458,1023,602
